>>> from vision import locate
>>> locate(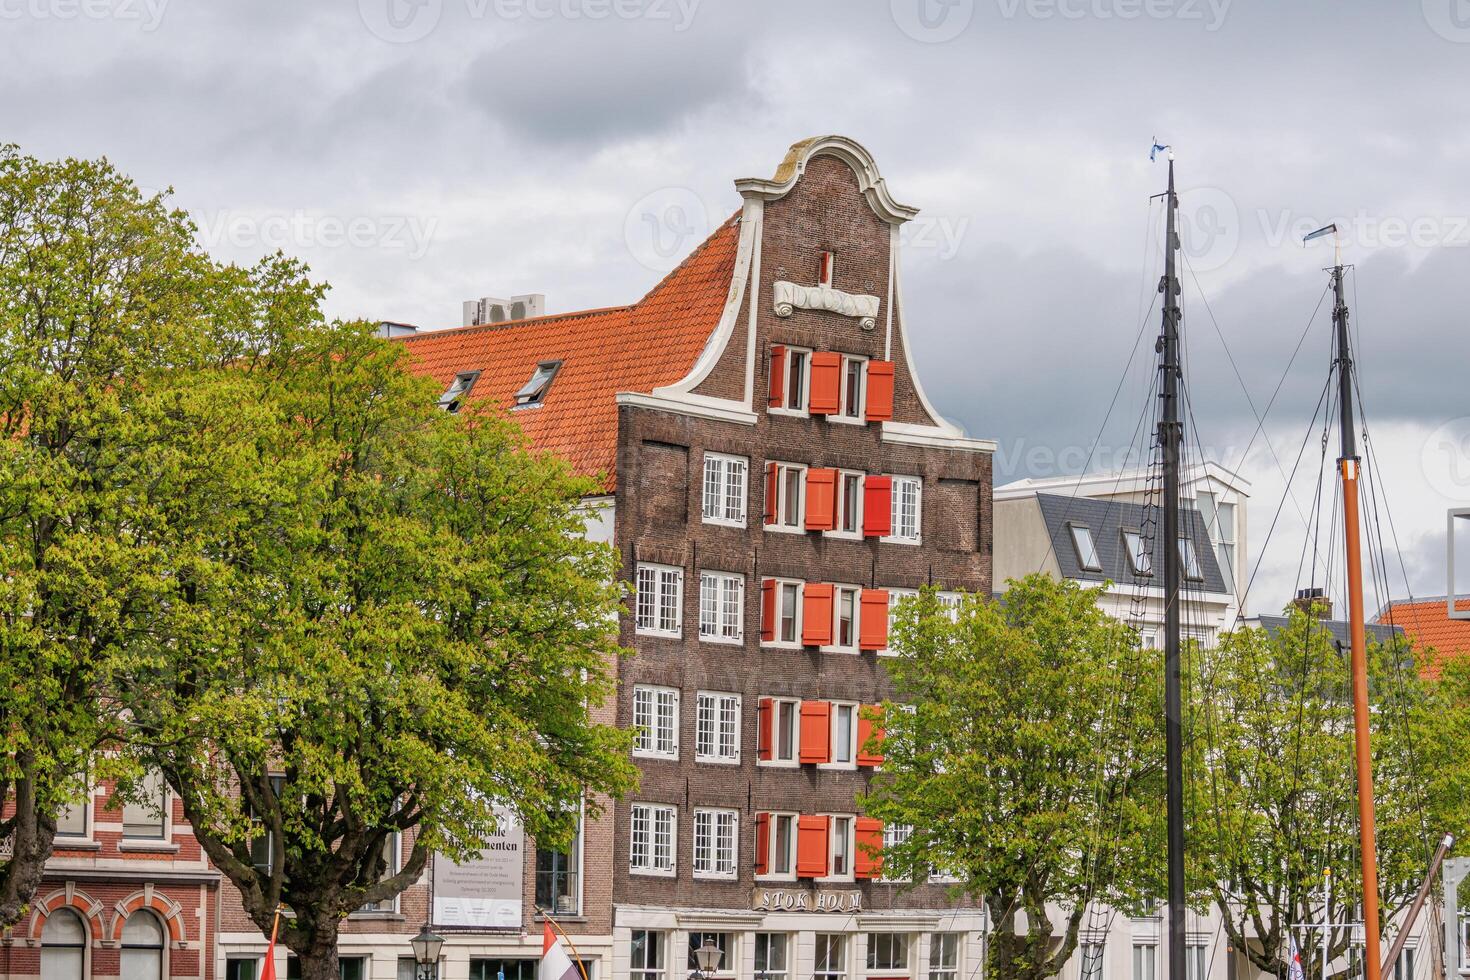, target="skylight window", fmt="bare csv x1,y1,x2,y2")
1069,523,1101,572
1122,529,1152,577
1179,536,1204,581
515,360,562,407
438,371,480,413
